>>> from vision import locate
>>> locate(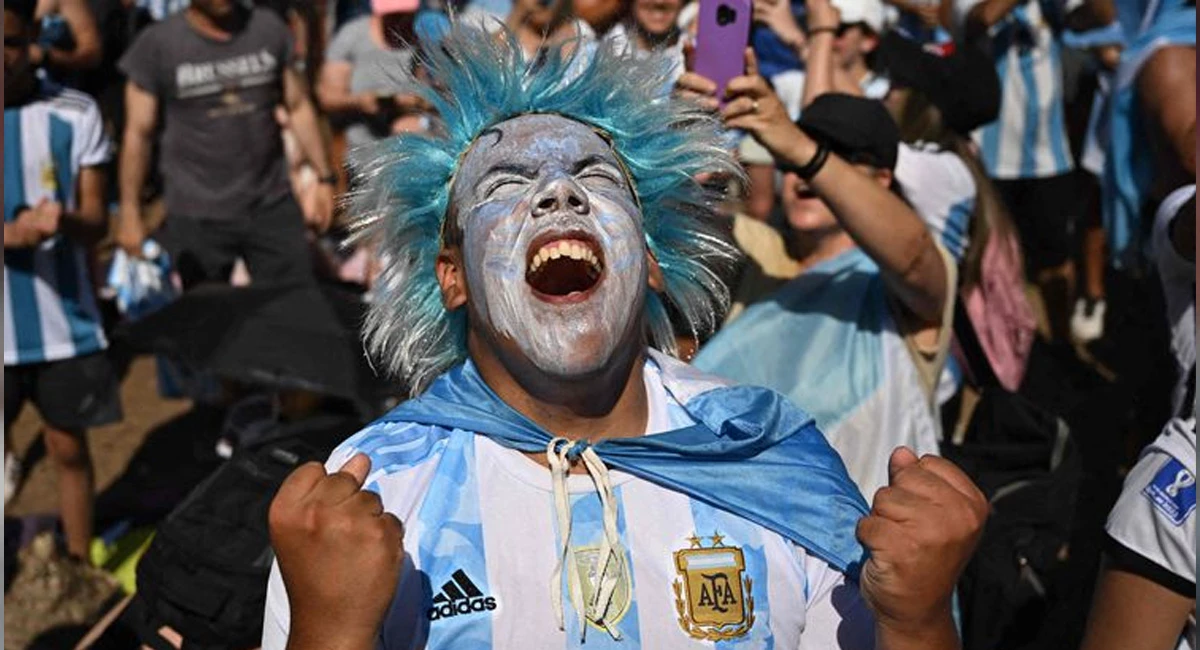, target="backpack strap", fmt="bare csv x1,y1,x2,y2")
953,293,1000,389
121,595,185,650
